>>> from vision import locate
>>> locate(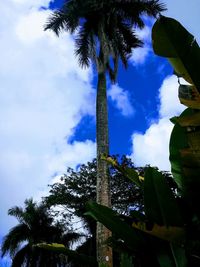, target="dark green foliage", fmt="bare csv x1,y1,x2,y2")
170,109,192,191
153,17,200,266
120,253,133,267
43,156,177,216
86,166,188,267
1,199,80,267
44,156,145,261
44,156,145,221
144,167,183,226
44,156,174,228
44,157,175,265
37,243,98,267
152,17,200,217
86,201,146,250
